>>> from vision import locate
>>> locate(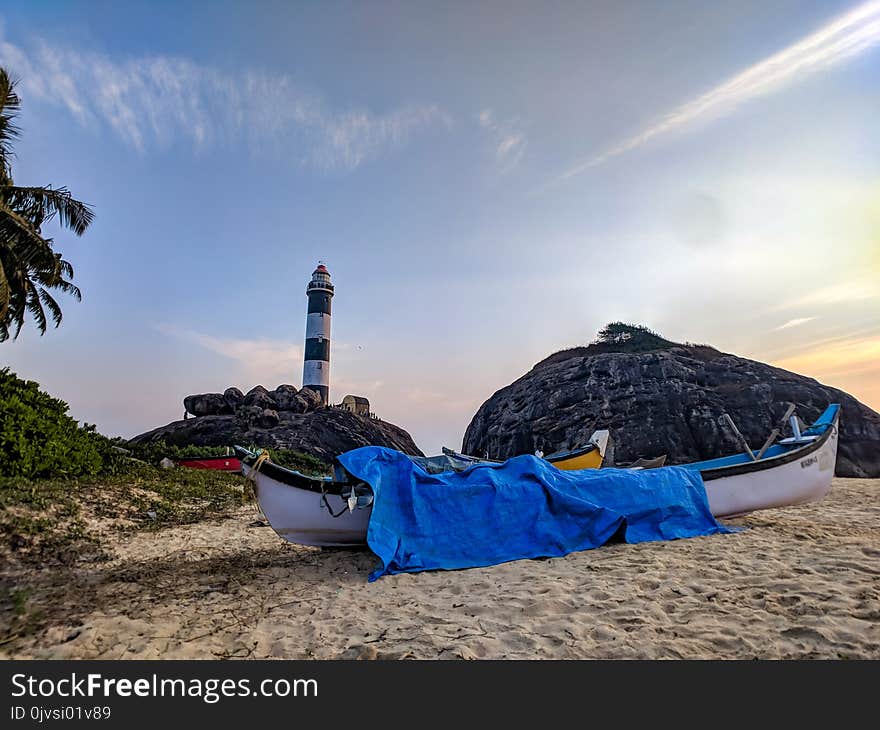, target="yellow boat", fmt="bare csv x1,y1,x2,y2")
542,430,609,470
443,429,610,471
